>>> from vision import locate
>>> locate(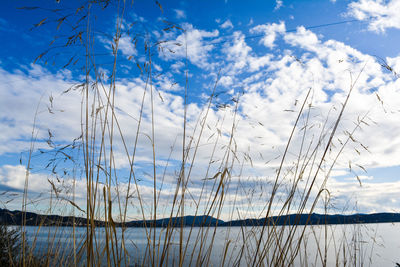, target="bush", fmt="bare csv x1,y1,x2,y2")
0,224,20,266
